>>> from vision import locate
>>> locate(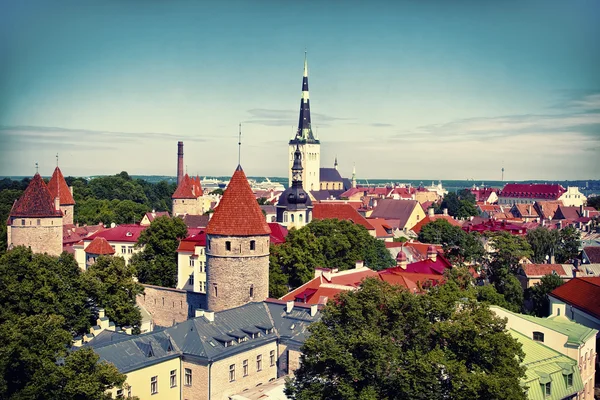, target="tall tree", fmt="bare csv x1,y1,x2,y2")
556,226,580,263
439,189,478,219
286,279,526,400
131,216,188,287
526,227,559,264
418,219,484,265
